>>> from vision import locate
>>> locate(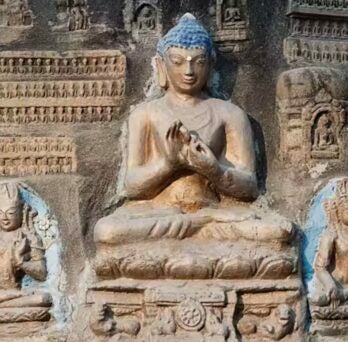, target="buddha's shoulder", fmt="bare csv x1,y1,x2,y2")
206,98,248,122
129,98,165,121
